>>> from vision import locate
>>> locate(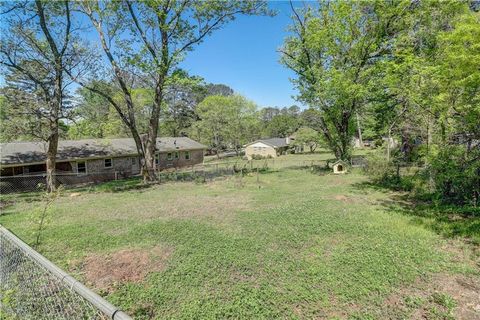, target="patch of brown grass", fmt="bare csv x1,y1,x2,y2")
82,246,173,291
381,273,480,319
323,194,369,205
149,194,251,220
71,190,251,224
